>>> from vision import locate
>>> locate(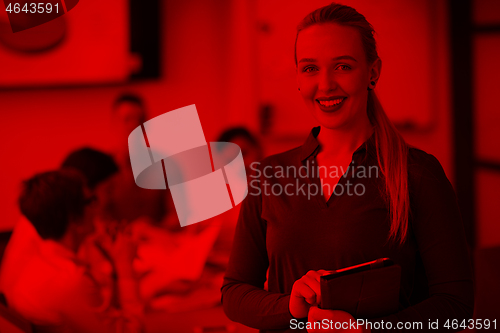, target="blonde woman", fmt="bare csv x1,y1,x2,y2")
222,3,473,333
